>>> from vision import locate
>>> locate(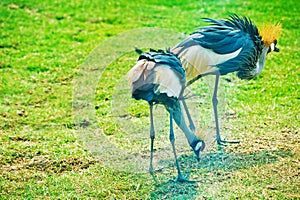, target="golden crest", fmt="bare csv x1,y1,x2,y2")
259,23,282,47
